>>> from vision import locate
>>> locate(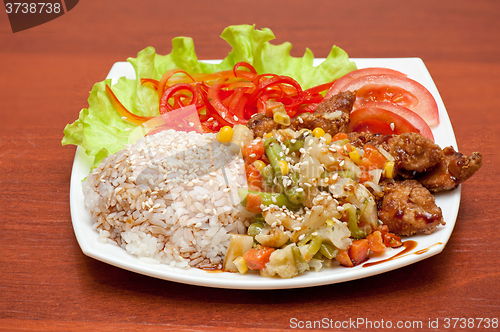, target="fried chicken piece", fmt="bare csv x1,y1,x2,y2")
348,131,383,148
382,132,444,176
378,180,445,236
246,91,356,138
417,146,483,192
288,91,356,135
349,132,444,176
246,113,277,138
